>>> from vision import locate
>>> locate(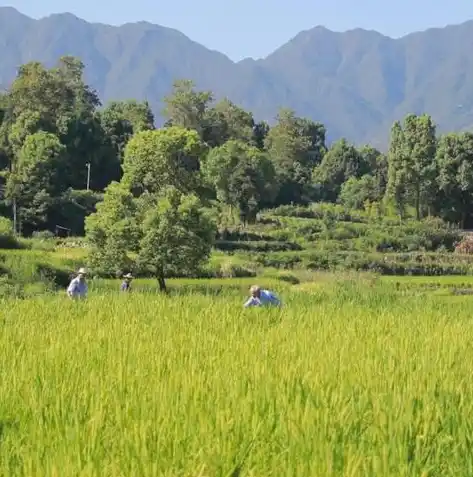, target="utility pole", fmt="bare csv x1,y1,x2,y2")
13,197,17,235
86,163,91,191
